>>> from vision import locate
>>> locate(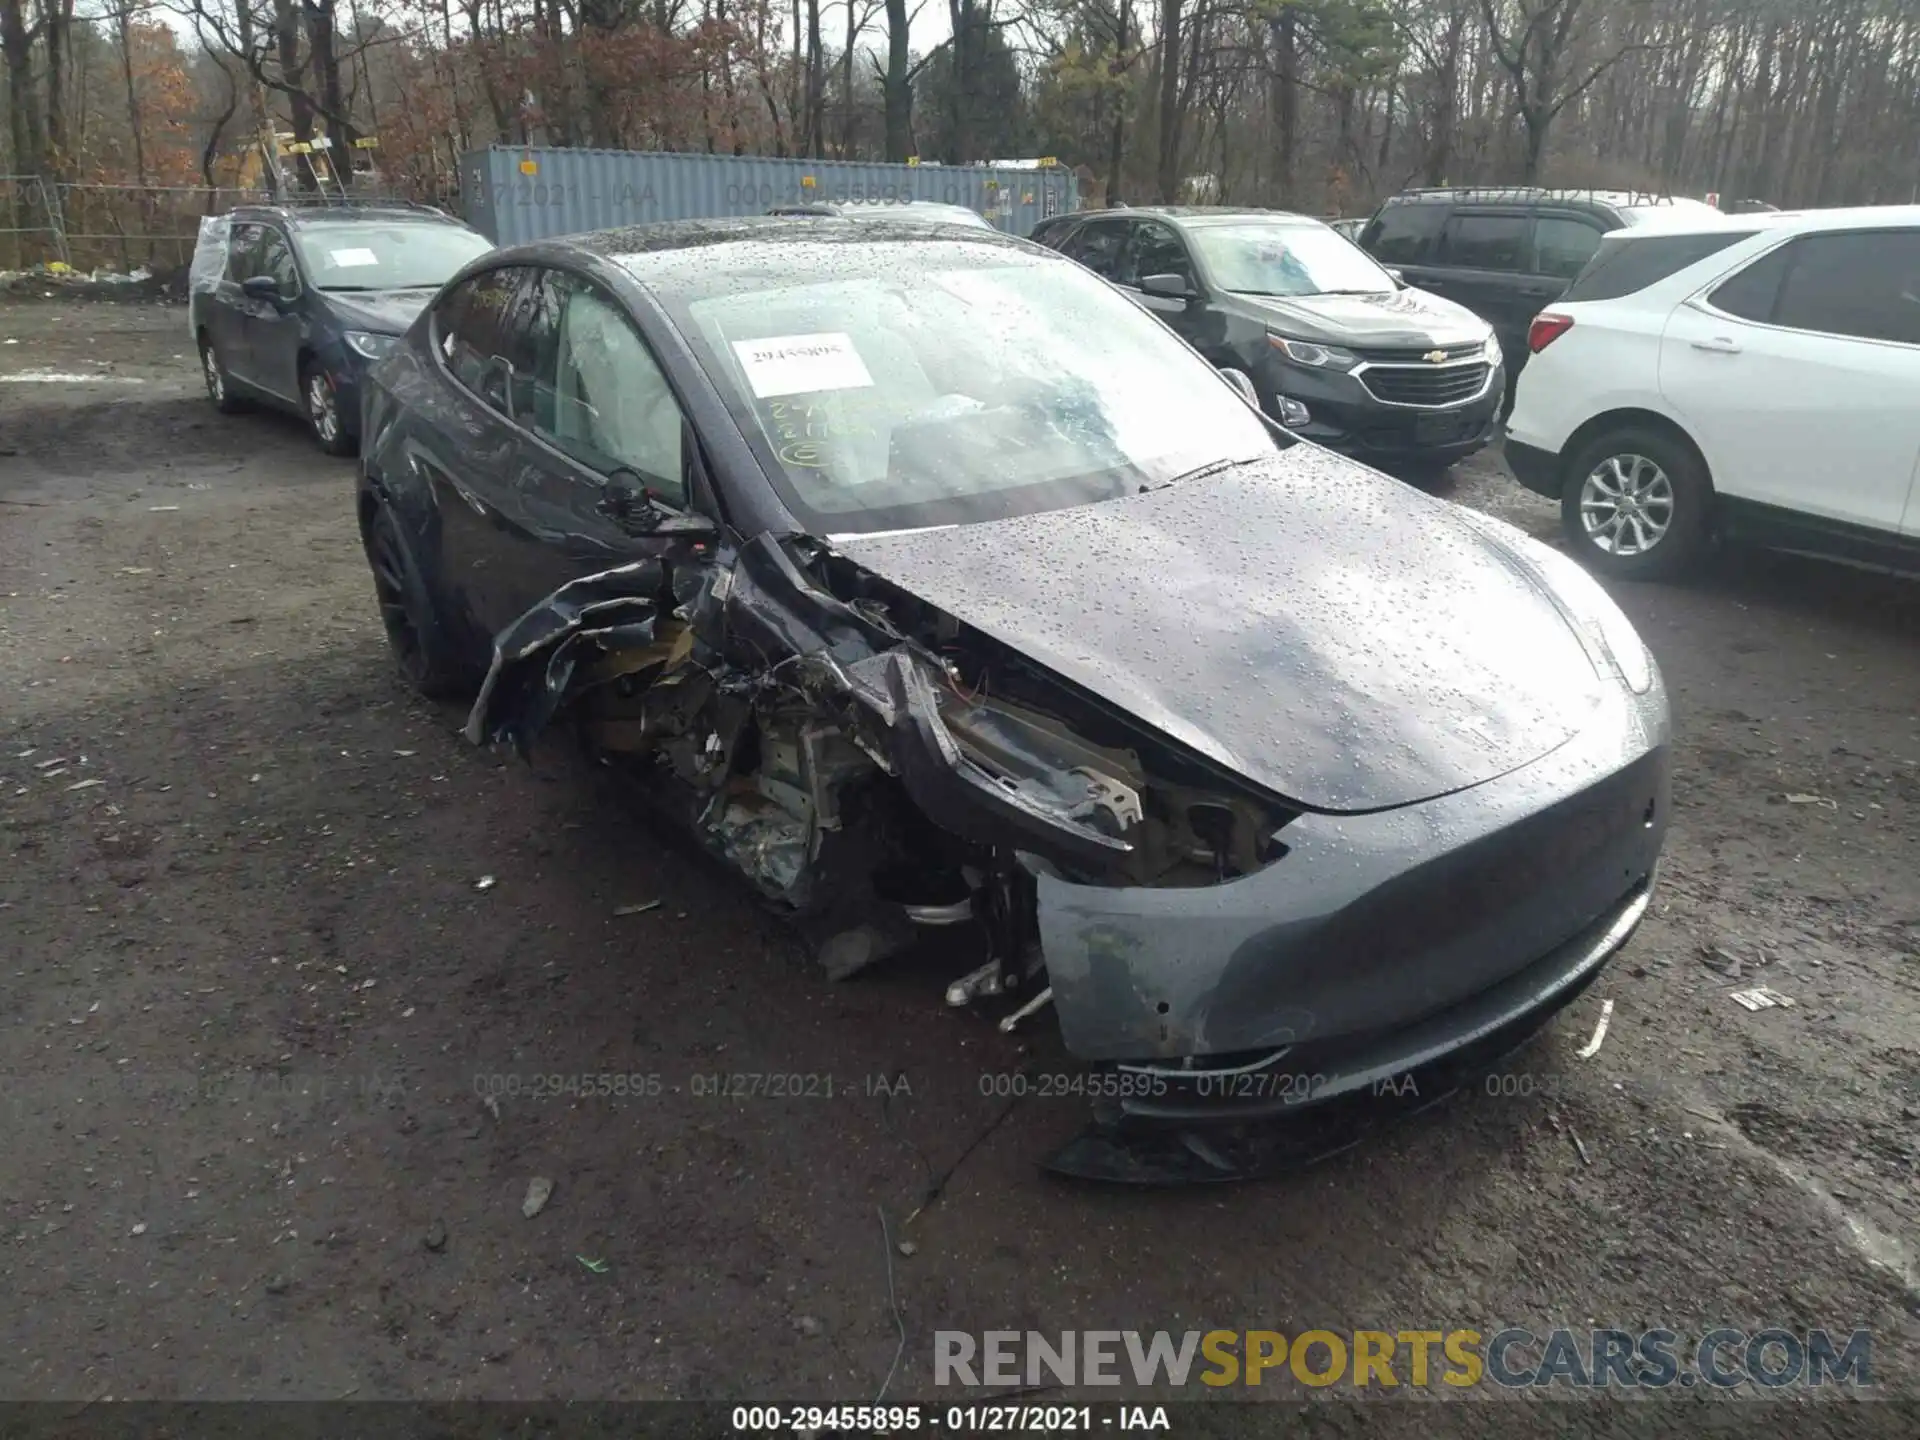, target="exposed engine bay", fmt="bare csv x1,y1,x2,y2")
466,532,1296,1006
